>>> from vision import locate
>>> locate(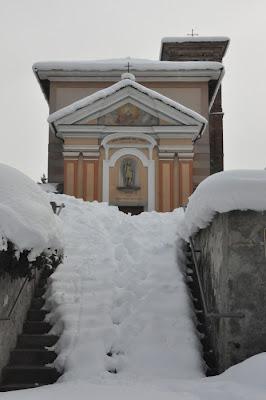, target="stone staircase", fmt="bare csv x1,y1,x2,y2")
0,268,61,391
185,243,218,376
